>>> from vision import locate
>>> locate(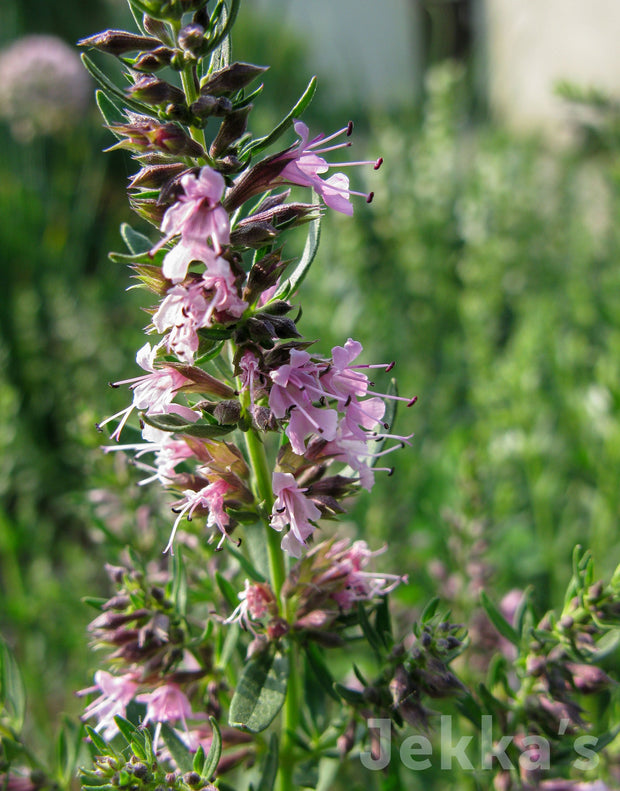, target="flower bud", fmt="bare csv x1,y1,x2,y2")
178,24,206,56
128,163,187,190
567,662,612,693
200,62,268,96
131,47,175,73
78,30,162,56
190,95,233,119
143,16,173,45
213,399,242,426
209,105,251,158
128,75,185,106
